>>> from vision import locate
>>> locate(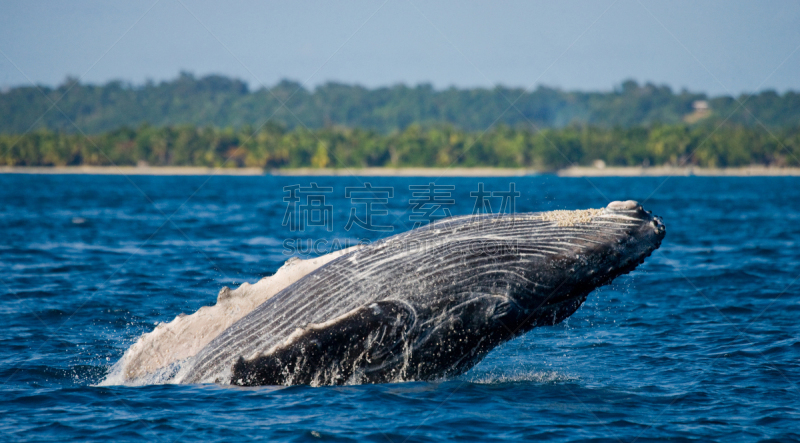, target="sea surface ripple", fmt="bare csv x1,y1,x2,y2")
1,175,798,442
